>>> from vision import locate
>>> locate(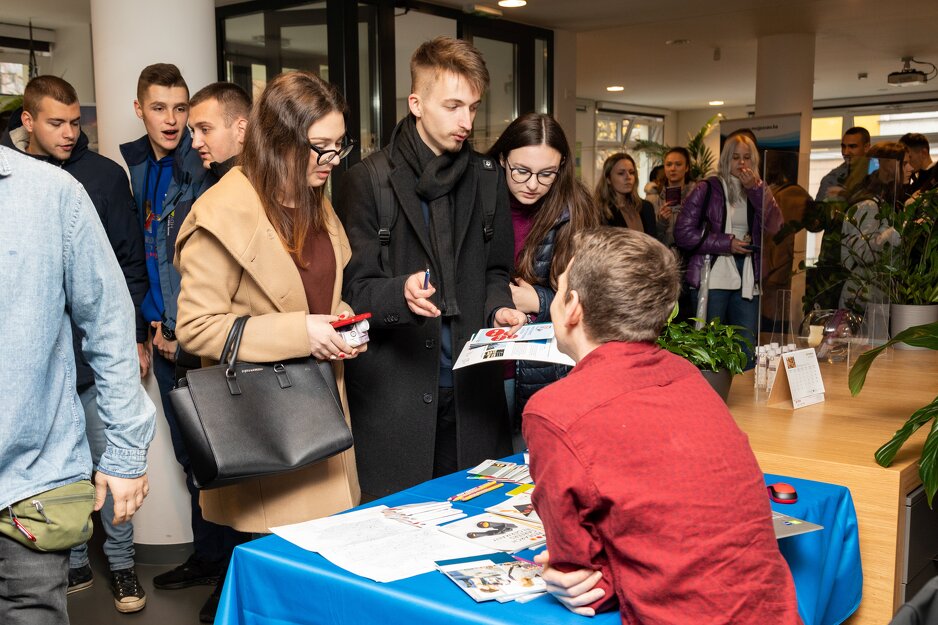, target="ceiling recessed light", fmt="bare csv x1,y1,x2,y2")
607,85,625,92
498,0,527,7
666,39,691,46
708,100,724,106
